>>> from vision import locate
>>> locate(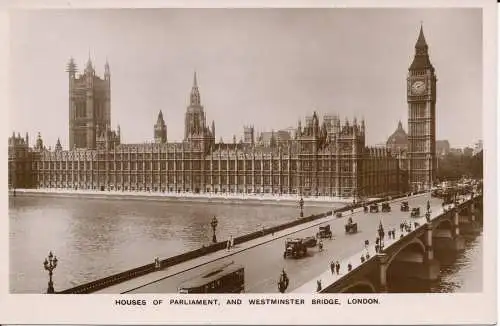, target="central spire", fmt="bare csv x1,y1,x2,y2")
190,71,201,106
